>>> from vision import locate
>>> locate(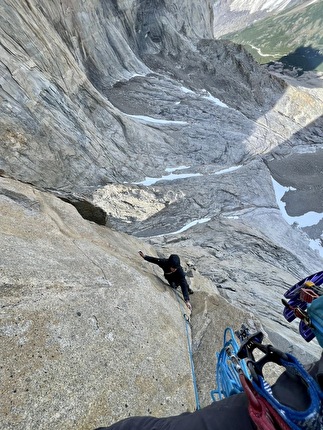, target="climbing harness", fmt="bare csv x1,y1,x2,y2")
173,288,201,410
207,271,323,429
212,326,323,430
211,270,323,429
